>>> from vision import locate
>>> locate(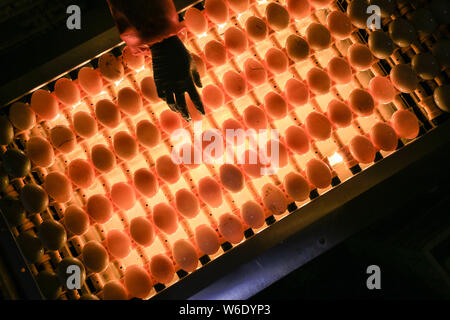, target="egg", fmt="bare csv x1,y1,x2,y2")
2,149,31,178
118,87,142,115
219,164,244,193
243,105,267,130
434,85,450,113
175,188,200,218
391,110,419,139
0,196,25,227
78,67,103,96
266,2,290,31
54,78,80,106
388,18,417,48
265,139,289,168
265,48,288,74
113,131,138,160
241,149,265,178
194,224,220,255
9,102,36,131
349,135,376,164
91,144,116,173
73,111,97,138
224,27,247,55
305,158,332,189
35,271,61,300
57,257,85,289
136,120,160,148
198,176,223,208
287,0,310,19
243,58,267,86
222,118,243,132
369,0,395,18
68,159,94,188
285,125,310,154
368,30,395,59
130,216,154,247
327,57,352,85
285,78,309,107
370,122,398,151
204,0,228,24
327,99,353,128
103,281,128,300
106,229,131,259
151,254,175,284
201,129,224,161
44,172,72,203
410,8,438,35
192,53,207,77
432,39,450,68
204,40,227,66
264,92,288,119
326,11,352,40
241,200,265,229
228,0,248,13
349,88,375,116
411,53,440,80
50,125,76,153
173,239,198,272
245,16,268,42
202,85,225,110
307,67,331,95
38,220,67,250
82,241,109,273
98,52,124,82
310,0,333,8
306,23,331,51
16,232,44,263
262,183,287,215
177,143,201,169
155,155,180,184
284,172,310,201
152,202,178,234
390,64,418,93
185,7,208,34
64,205,90,235
122,46,145,70
160,110,183,134
133,168,158,198
347,0,370,29
368,76,396,103
111,182,136,211
140,77,159,104
305,111,332,141
0,117,13,146
86,194,113,224
95,99,121,129
223,71,247,98
219,213,244,243
26,136,54,168
30,89,58,120
285,35,310,62
348,43,373,71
